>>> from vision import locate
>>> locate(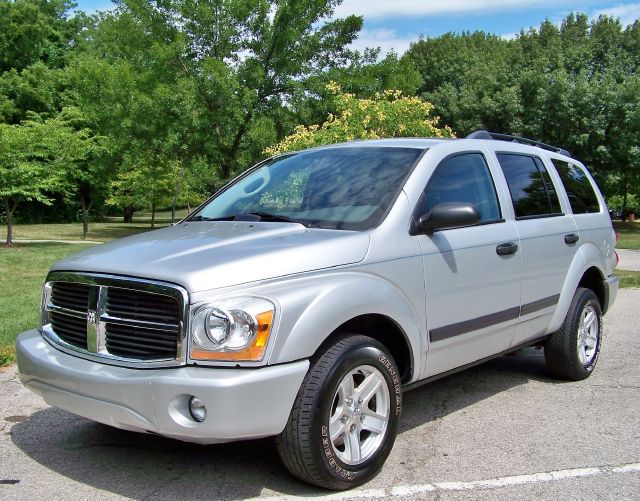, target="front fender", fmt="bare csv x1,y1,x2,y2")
548,243,605,333
263,271,425,383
